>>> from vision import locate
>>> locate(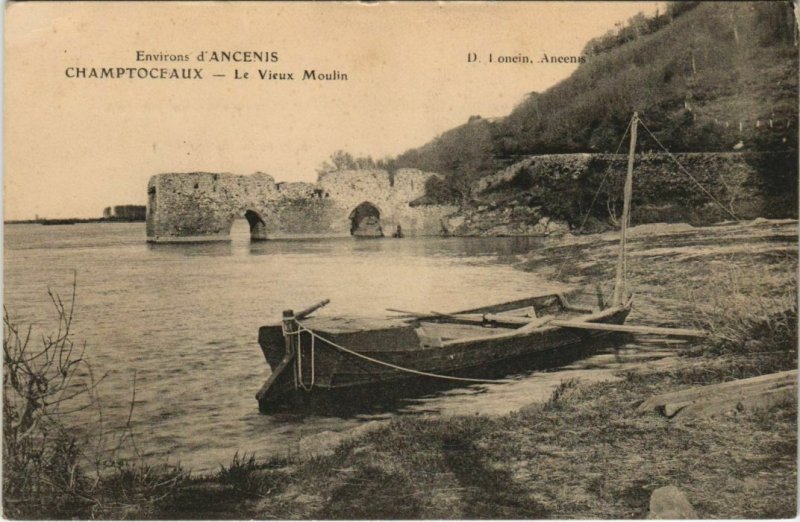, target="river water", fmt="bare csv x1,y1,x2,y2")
4,219,796,472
